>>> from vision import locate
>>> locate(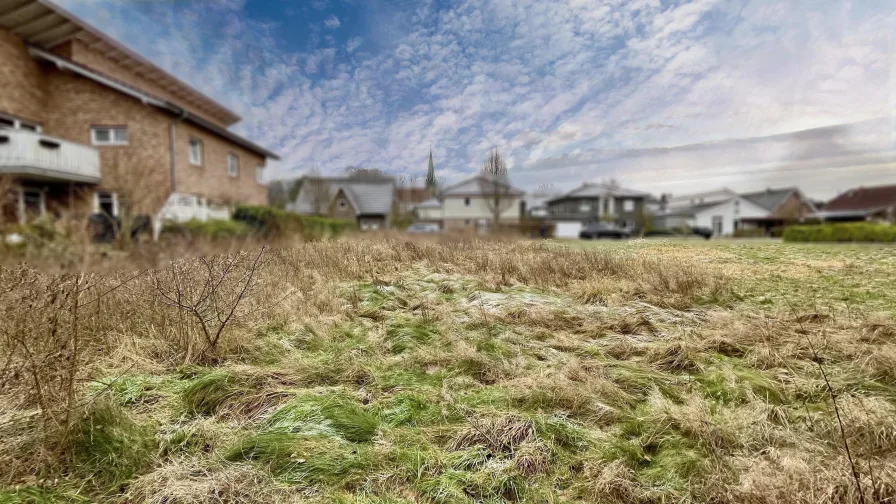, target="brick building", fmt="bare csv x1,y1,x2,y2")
0,0,279,235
